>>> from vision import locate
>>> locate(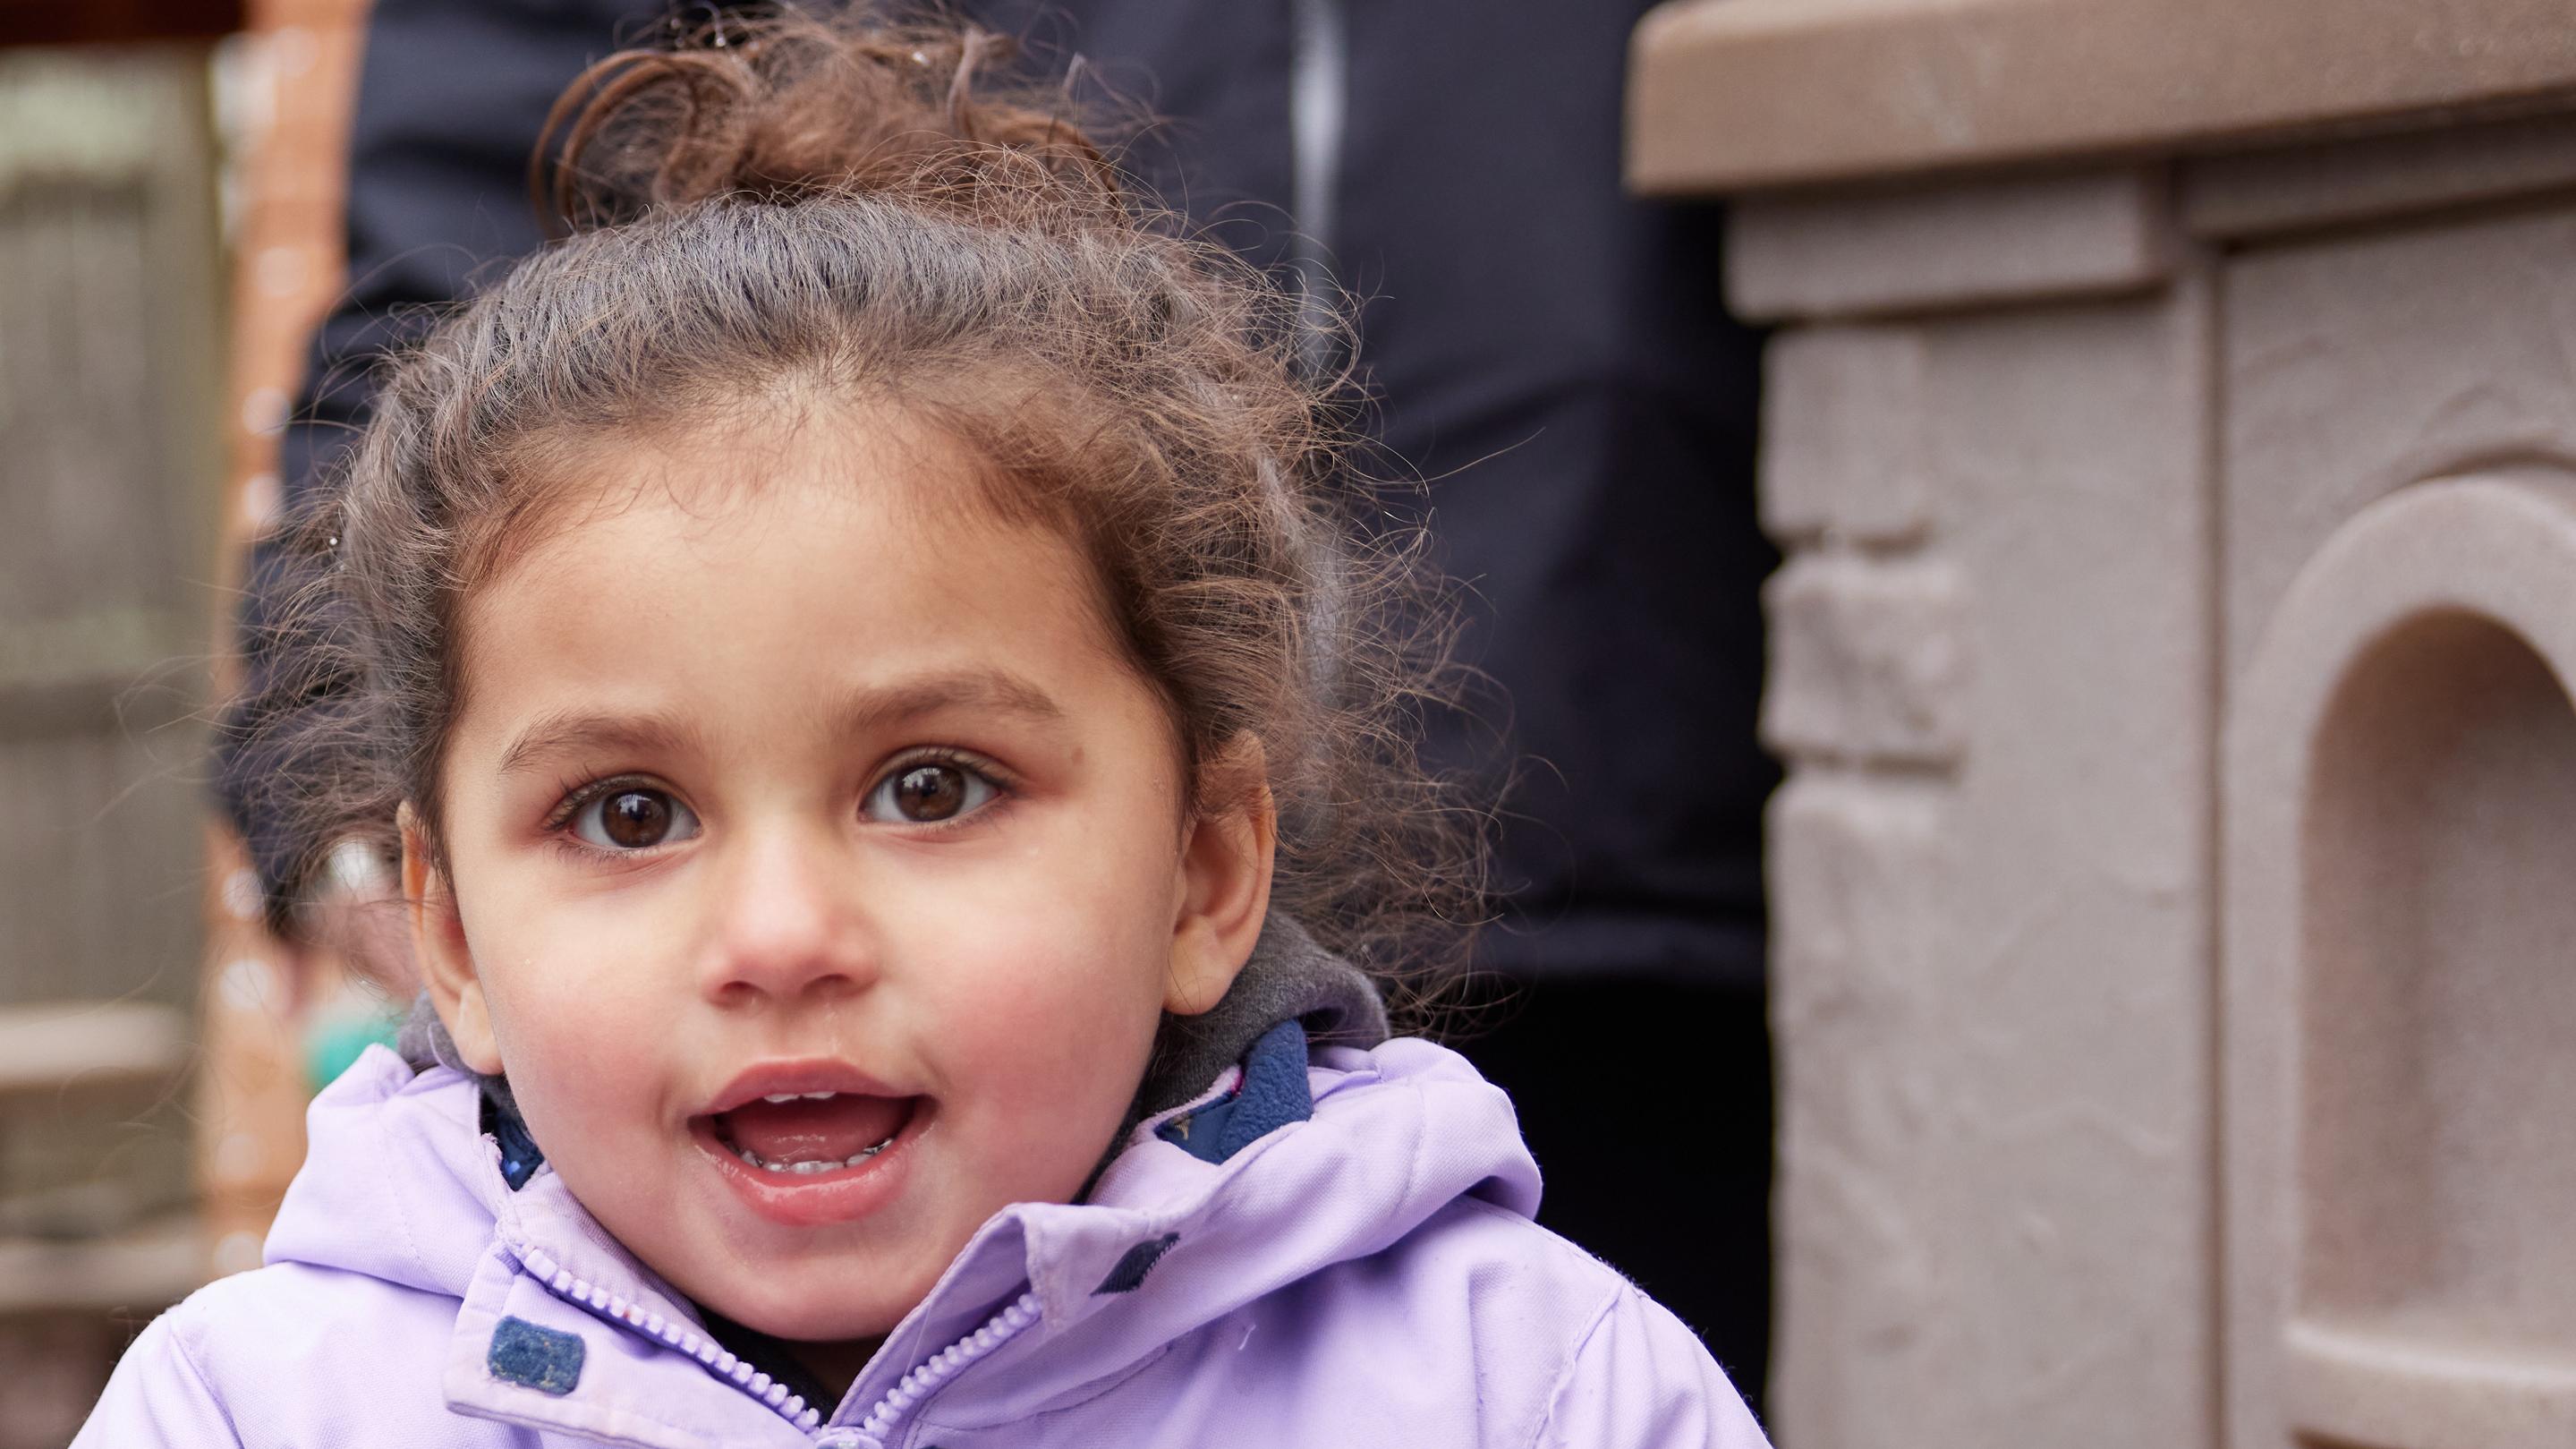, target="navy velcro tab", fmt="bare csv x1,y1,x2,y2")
1092,1232,1180,1294
489,1316,585,1395
1155,1019,1314,1165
